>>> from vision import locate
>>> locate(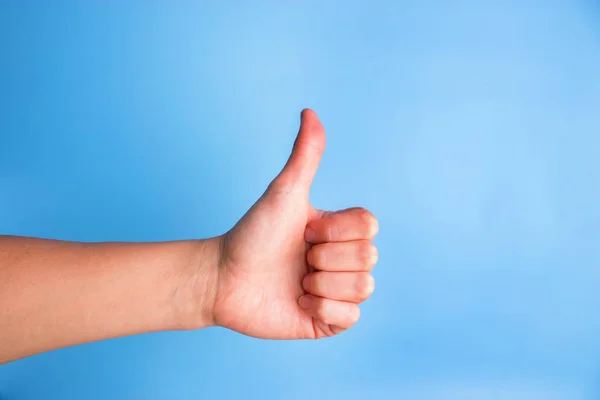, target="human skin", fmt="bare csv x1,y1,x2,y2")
0,109,378,364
